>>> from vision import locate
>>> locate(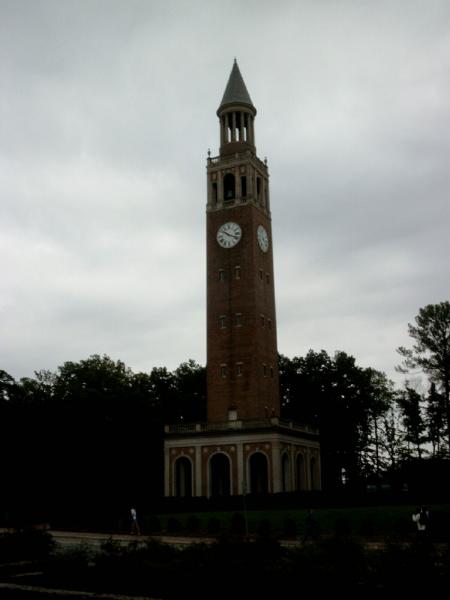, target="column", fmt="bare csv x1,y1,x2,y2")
237,443,244,494
249,115,255,146
220,116,225,147
164,446,171,496
247,165,253,199
218,172,224,204
290,446,296,492
195,445,202,497
236,168,241,201
305,448,312,490
238,112,244,142
272,440,282,493
231,112,236,142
